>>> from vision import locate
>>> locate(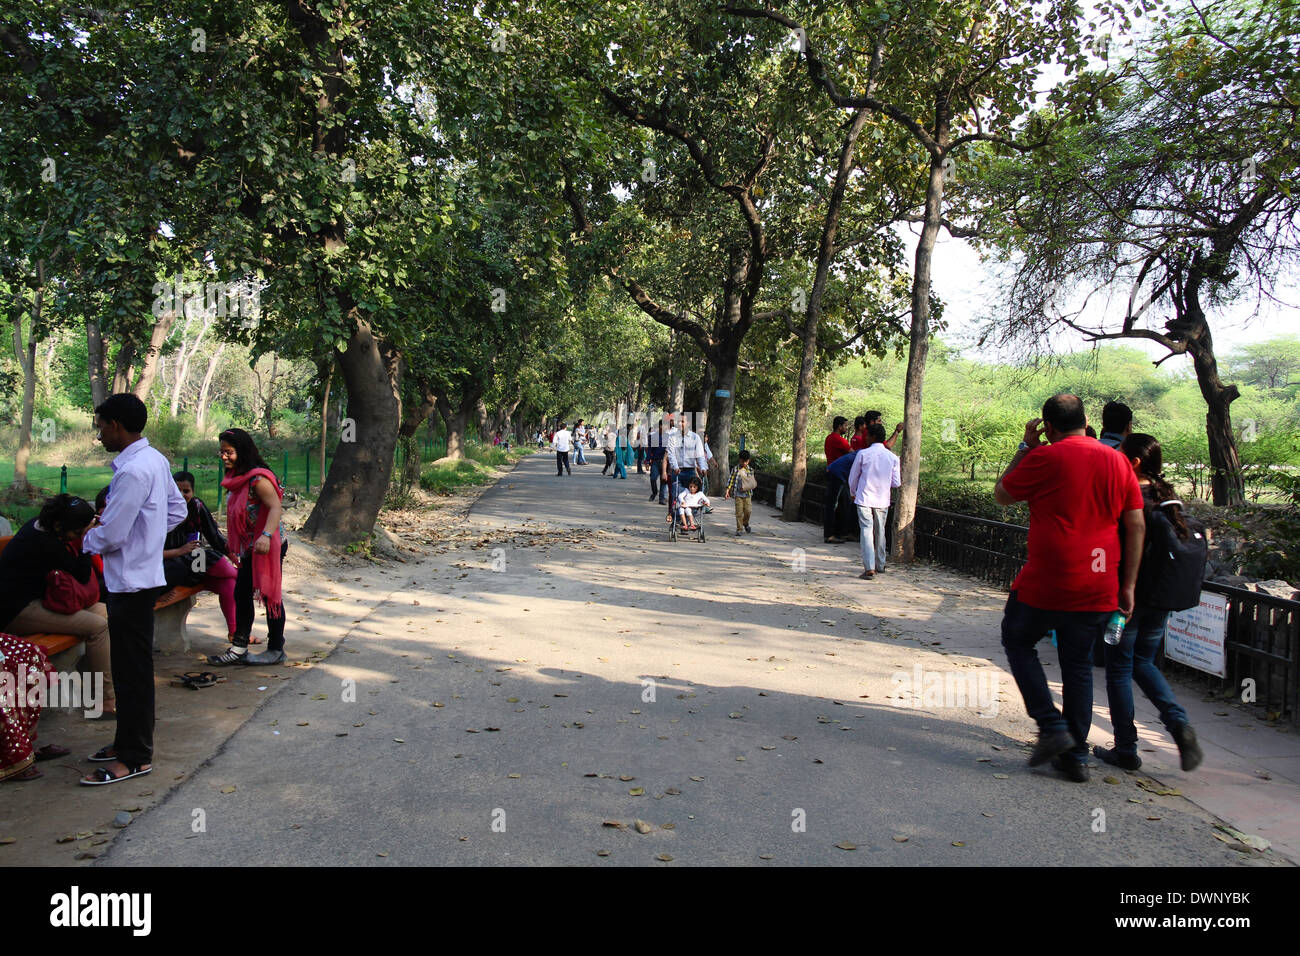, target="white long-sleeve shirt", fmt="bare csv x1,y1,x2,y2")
81,437,188,593
847,443,901,509
666,429,708,472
